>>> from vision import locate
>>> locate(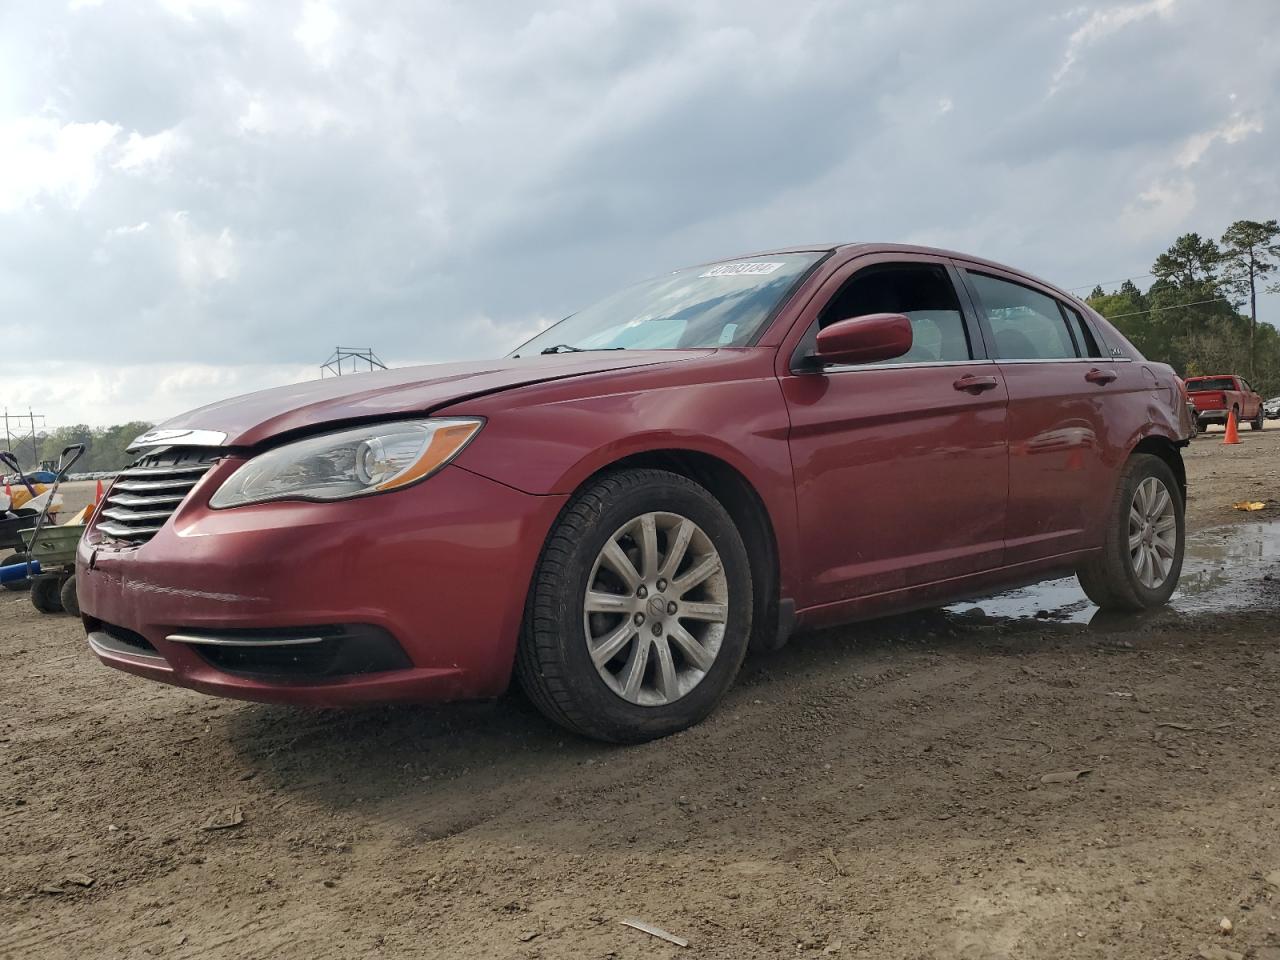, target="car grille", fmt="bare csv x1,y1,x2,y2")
96,448,222,544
